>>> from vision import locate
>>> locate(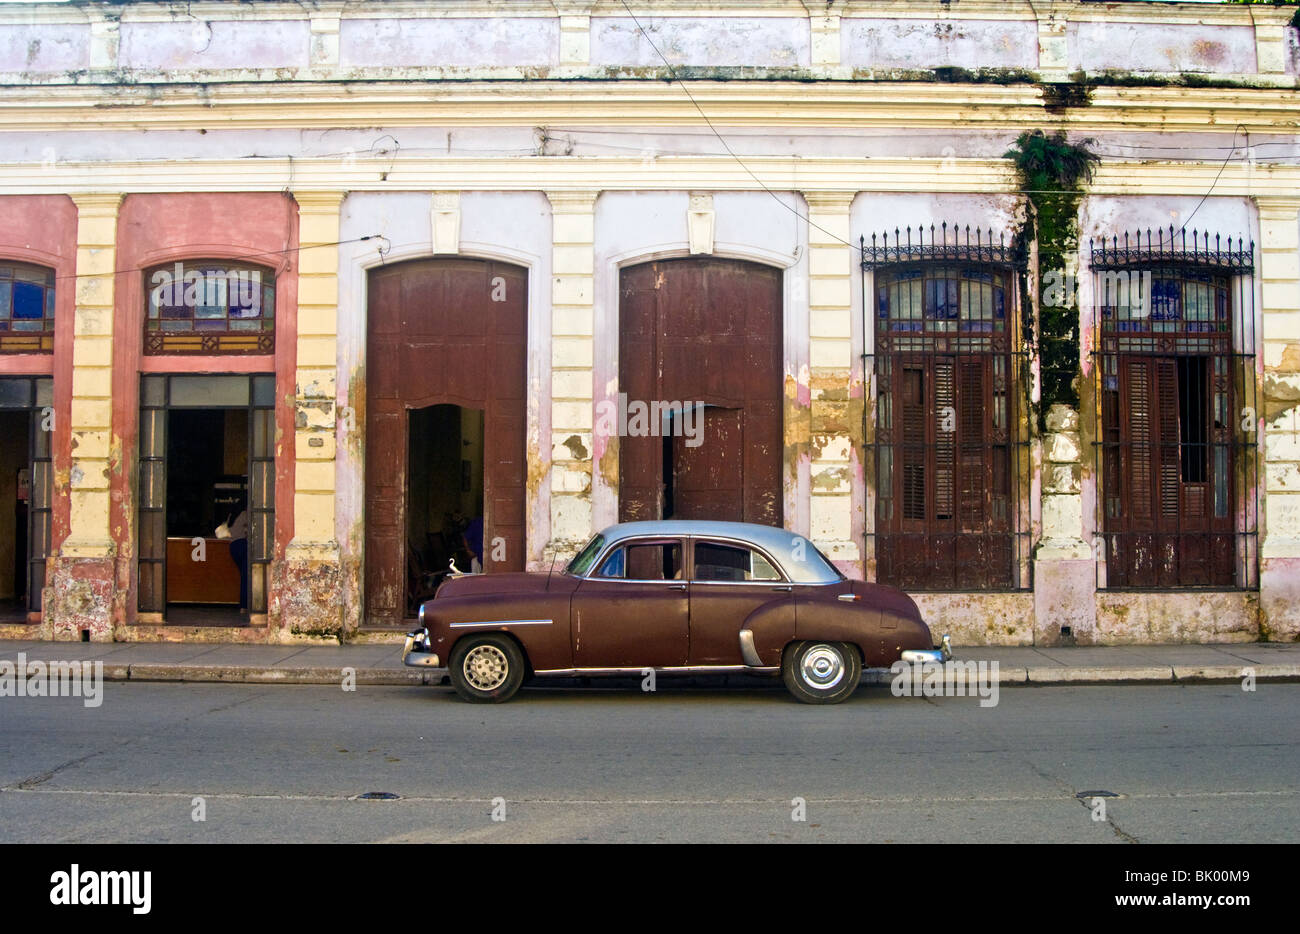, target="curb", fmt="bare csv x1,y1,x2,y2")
77,663,1300,687
121,664,436,686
